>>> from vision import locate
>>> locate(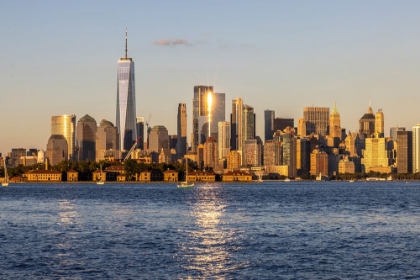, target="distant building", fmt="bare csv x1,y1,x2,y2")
148,126,169,154
264,110,275,141
227,150,241,170
303,107,329,136
203,137,218,169
329,103,342,146
263,140,282,167
25,170,62,182
359,106,375,138
76,114,97,161
242,104,256,165
296,138,310,176
230,98,243,152
244,137,263,167
297,118,306,137
192,85,213,152
390,126,405,140
361,132,391,173
338,157,355,174
218,121,231,162
96,119,120,162
273,118,294,133
176,103,187,158
397,131,412,173
51,115,76,160
310,149,328,176
375,109,385,137
412,124,420,173
136,117,144,150
11,148,26,166
46,135,68,166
